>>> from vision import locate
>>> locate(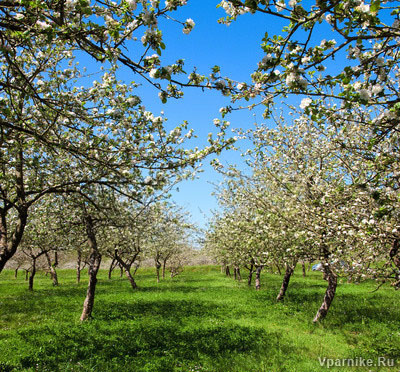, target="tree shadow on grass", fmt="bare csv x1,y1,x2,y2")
93,298,225,321
279,285,400,325
13,317,302,372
